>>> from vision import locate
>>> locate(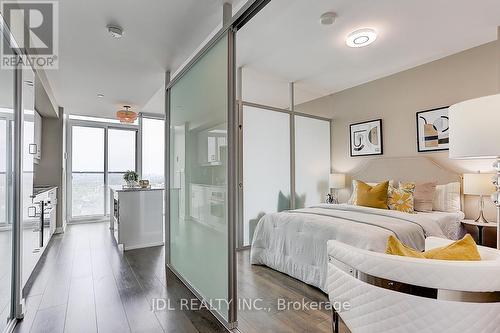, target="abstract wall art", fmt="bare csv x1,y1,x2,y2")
349,119,383,157
416,106,449,152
